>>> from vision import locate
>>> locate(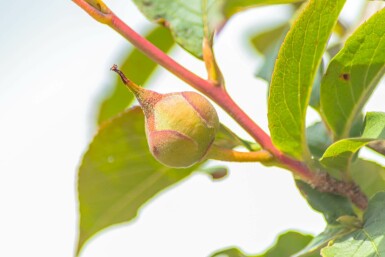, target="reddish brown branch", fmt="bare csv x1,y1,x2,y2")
314,172,368,210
